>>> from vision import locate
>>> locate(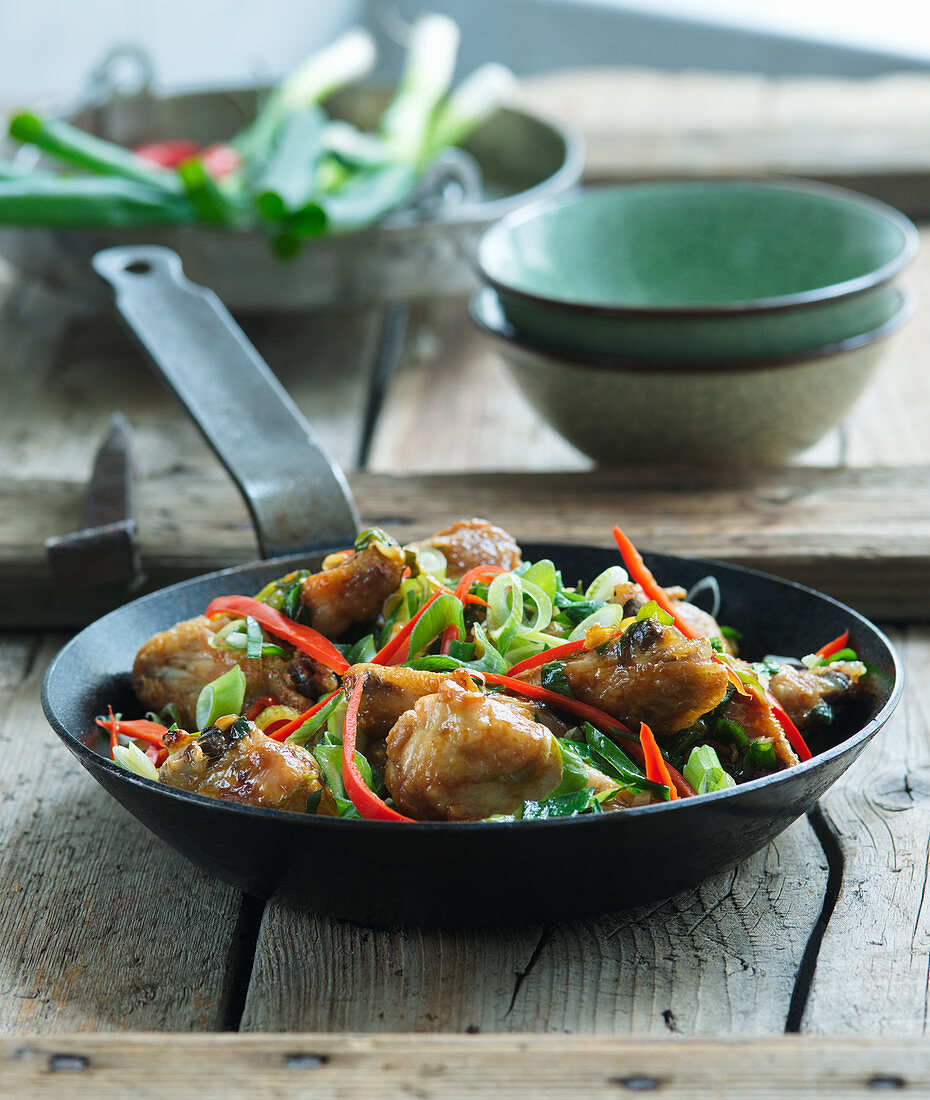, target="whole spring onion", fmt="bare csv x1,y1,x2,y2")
0,176,195,227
